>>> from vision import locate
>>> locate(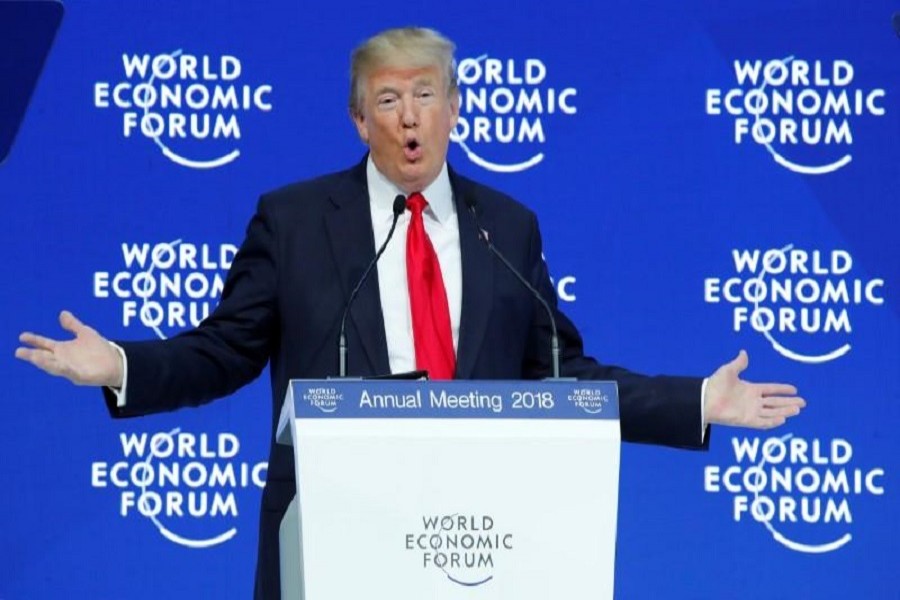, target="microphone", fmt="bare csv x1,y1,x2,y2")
338,194,406,377
463,196,568,380
893,12,900,38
